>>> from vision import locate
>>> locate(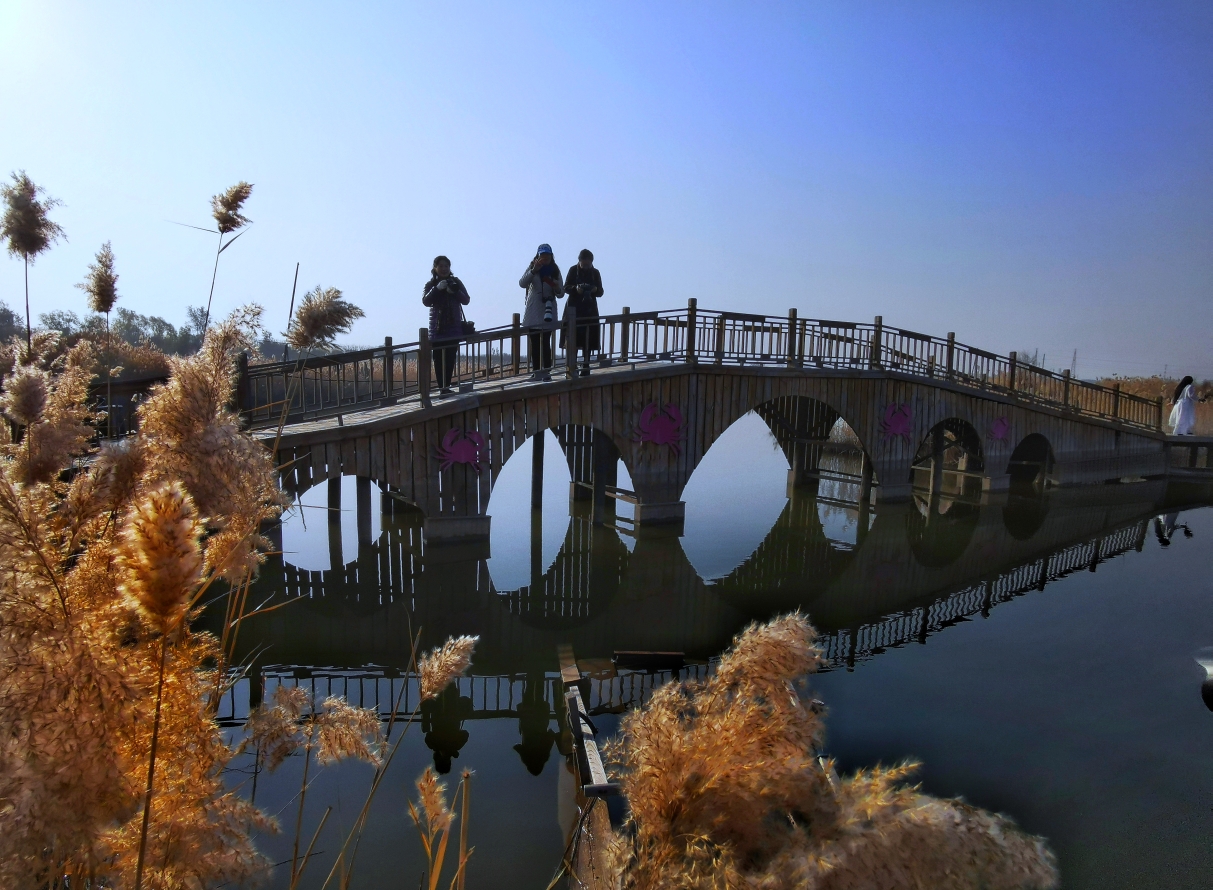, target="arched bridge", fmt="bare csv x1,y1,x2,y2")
243,302,1175,544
